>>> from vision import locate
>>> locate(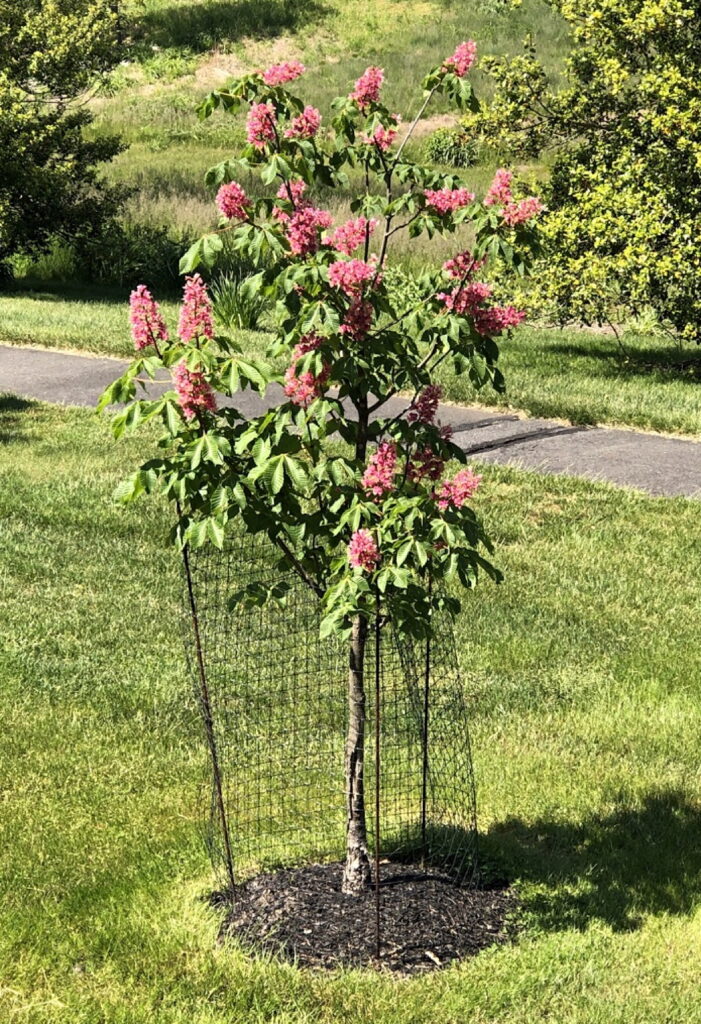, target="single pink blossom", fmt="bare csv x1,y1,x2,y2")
340,296,373,340
361,123,399,151
284,105,321,139
443,41,477,78
348,529,380,571
484,168,513,207
172,361,217,420
502,196,544,226
424,188,474,215
216,181,250,221
362,442,397,498
350,66,384,108
129,284,168,351
286,206,333,256
327,216,377,256
328,258,378,295
408,384,443,425
262,60,305,86
246,101,277,149
473,305,526,336
178,274,214,343
283,334,330,406
436,468,482,511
